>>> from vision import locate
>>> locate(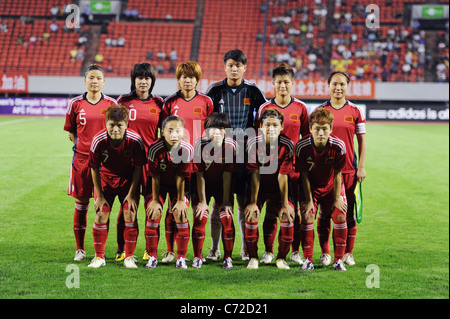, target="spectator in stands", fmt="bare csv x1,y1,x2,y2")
157,51,166,61
117,36,126,47
70,47,78,62
105,37,112,47
156,64,164,75
50,6,59,17
16,35,24,46
50,21,59,33
95,53,104,63
131,8,139,21
146,51,154,60
0,20,8,33
76,48,85,61
29,35,37,46
170,49,178,62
